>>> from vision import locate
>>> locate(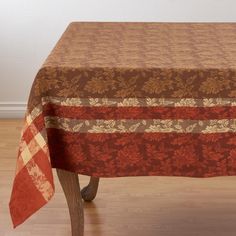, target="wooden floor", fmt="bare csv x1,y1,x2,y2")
2,119,236,236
